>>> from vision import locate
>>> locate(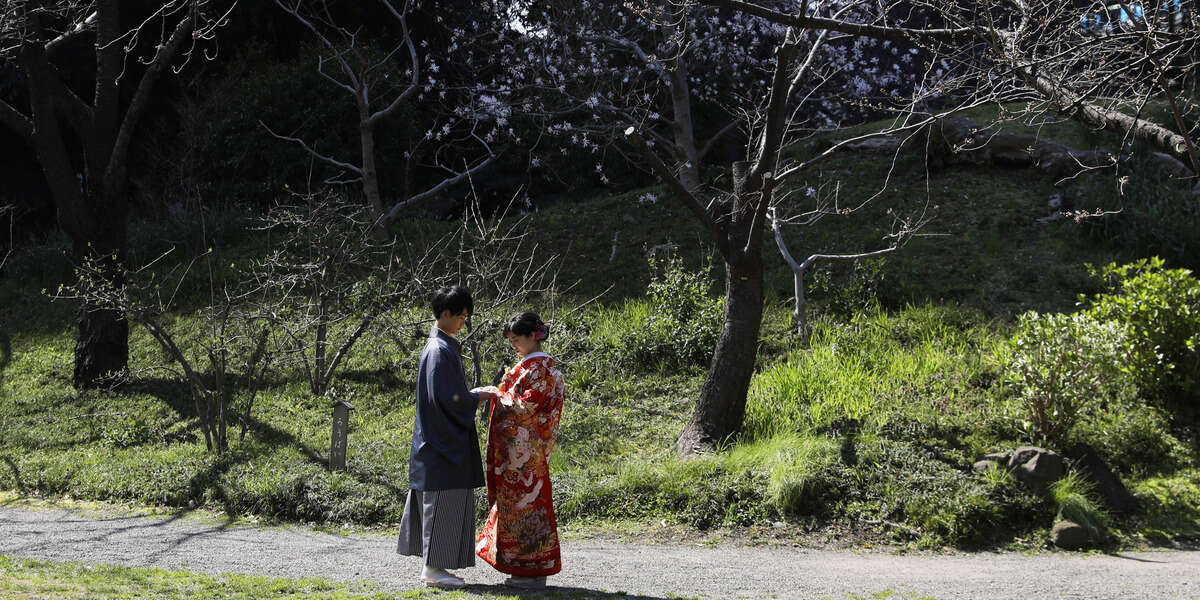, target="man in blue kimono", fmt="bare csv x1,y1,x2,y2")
397,286,496,589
